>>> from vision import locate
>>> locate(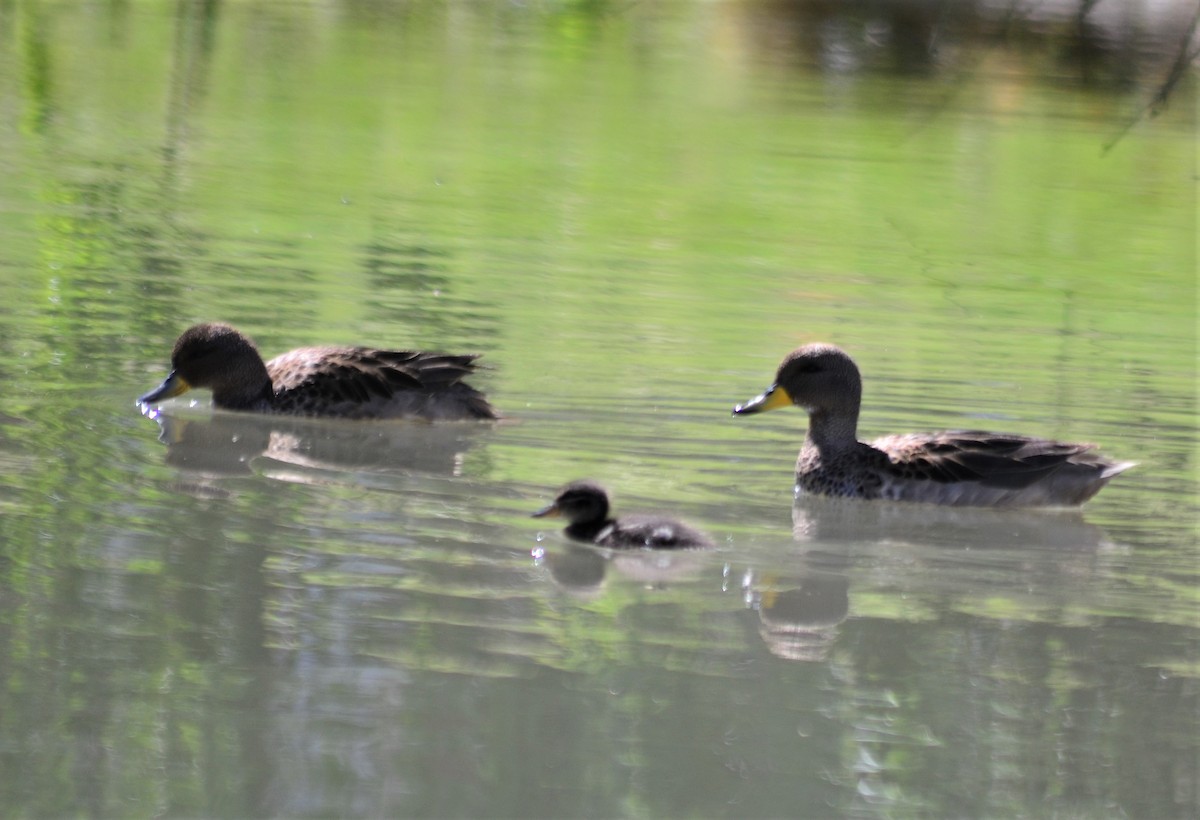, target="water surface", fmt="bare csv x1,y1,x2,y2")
0,1,1195,817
